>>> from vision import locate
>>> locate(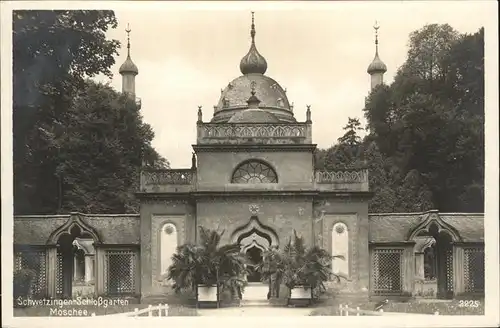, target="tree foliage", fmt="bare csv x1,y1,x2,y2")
323,117,366,170
13,10,167,214
318,24,484,213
